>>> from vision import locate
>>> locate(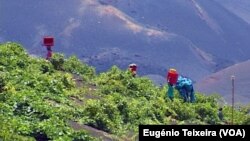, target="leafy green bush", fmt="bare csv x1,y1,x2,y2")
194,103,219,124
0,42,249,140
0,74,5,92
0,43,95,140
63,56,95,78
50,53,65,70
